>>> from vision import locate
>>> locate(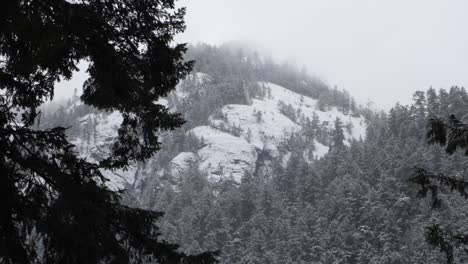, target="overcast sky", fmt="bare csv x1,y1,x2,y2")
177,0,468,109
55,0,468,110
